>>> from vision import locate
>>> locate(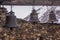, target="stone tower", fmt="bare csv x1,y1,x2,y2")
29,9,40,23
